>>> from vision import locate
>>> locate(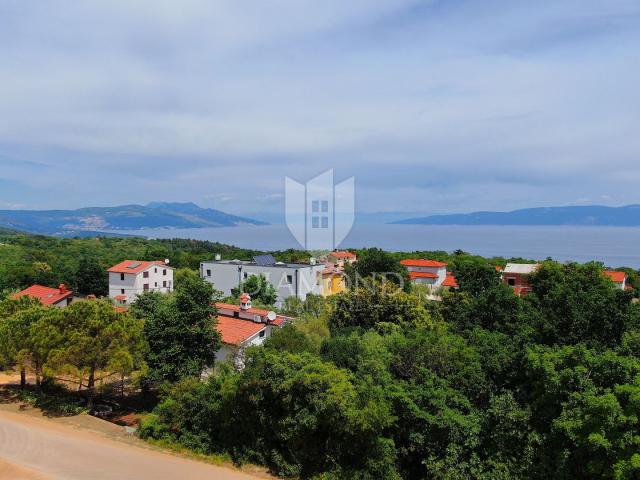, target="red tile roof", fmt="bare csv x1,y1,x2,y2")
605,271,627,283
329,251,356,259
13,284,73,306
495,265,504,272
401,259,447,268
216,302,270,316
216,315,266,345
107,260,171,274
442,274,459,288
114,295,127,301
409,271,438,279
